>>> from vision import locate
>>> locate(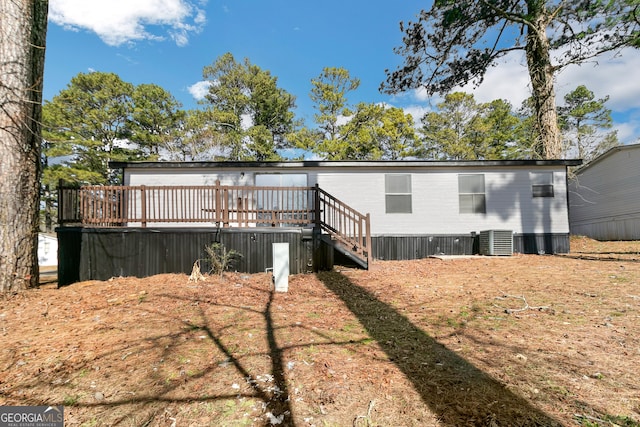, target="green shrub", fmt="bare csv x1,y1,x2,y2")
204,242,242,276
